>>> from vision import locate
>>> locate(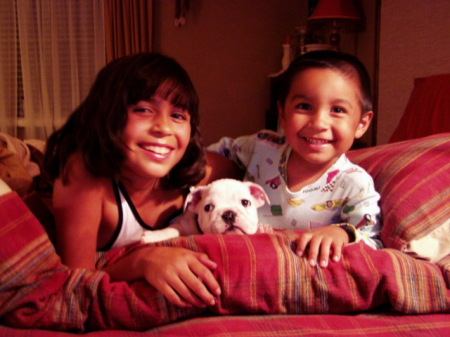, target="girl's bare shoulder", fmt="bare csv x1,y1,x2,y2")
53,152,112,208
